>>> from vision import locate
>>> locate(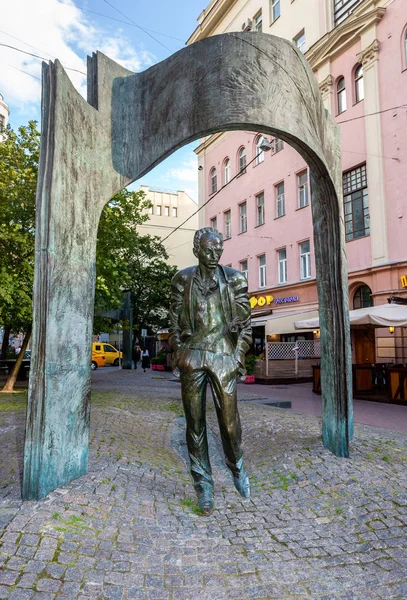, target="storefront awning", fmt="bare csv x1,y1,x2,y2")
294,303,407,330
251,309,319,335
